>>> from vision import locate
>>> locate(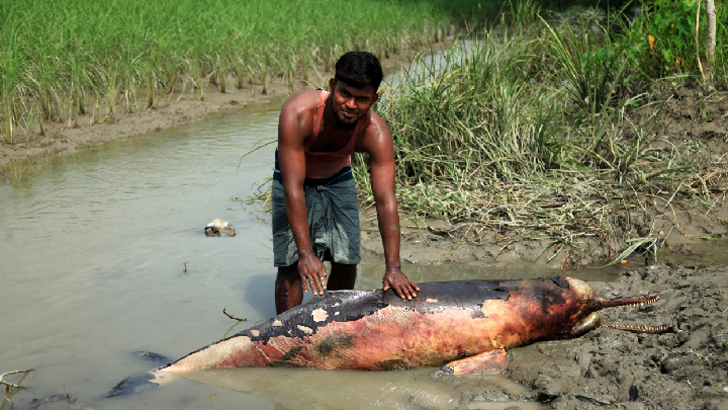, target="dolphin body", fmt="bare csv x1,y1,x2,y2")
108,275,666,396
